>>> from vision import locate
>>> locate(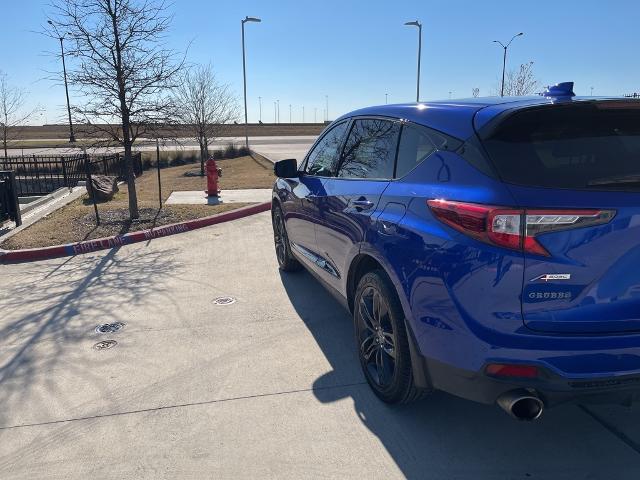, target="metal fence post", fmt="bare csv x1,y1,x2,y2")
61,156,70,190
84,149,100,226
0,171,22,227
156,139,162,209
